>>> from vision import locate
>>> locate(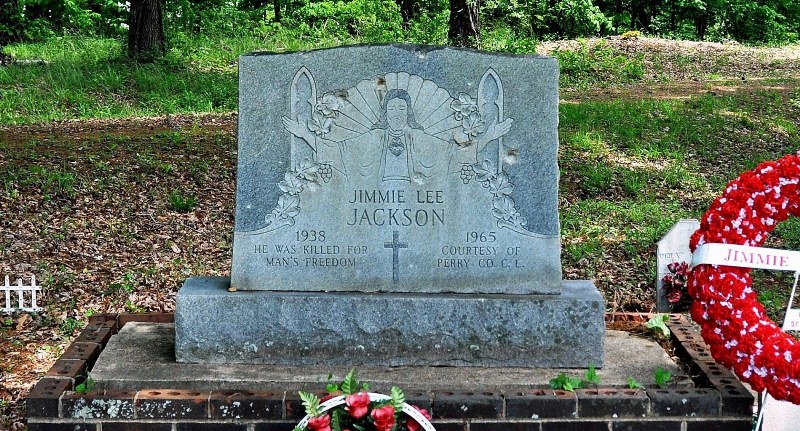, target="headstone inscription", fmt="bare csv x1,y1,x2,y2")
231,47,562,294
656,219,700,312
175,45,605,368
